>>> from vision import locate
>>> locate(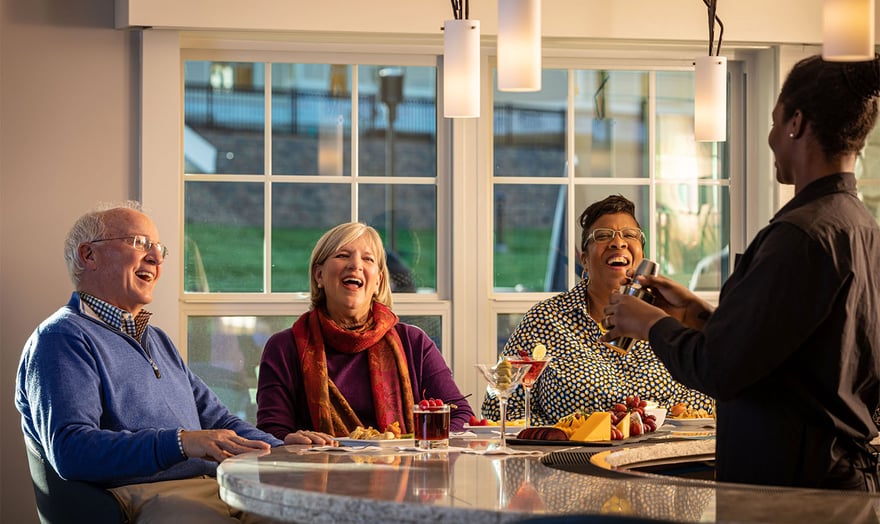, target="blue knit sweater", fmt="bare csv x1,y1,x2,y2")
15,293,282,488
